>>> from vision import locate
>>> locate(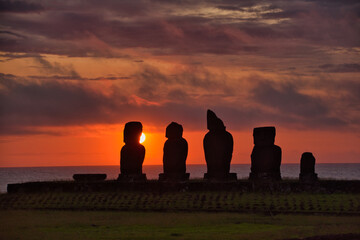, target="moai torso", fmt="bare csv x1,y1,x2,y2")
120,122,145,175
163,122,188,174
251,145,282,173
250,126,282,180
299,152,317,182
300,152,315,174
203,110,233,177
120,144,145,174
